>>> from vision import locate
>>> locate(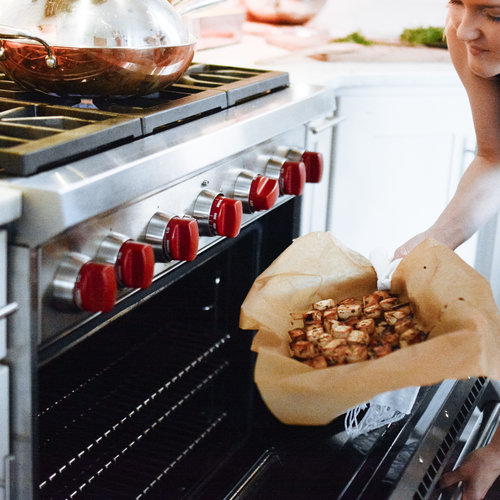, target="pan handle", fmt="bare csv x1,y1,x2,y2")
0,25,57,68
